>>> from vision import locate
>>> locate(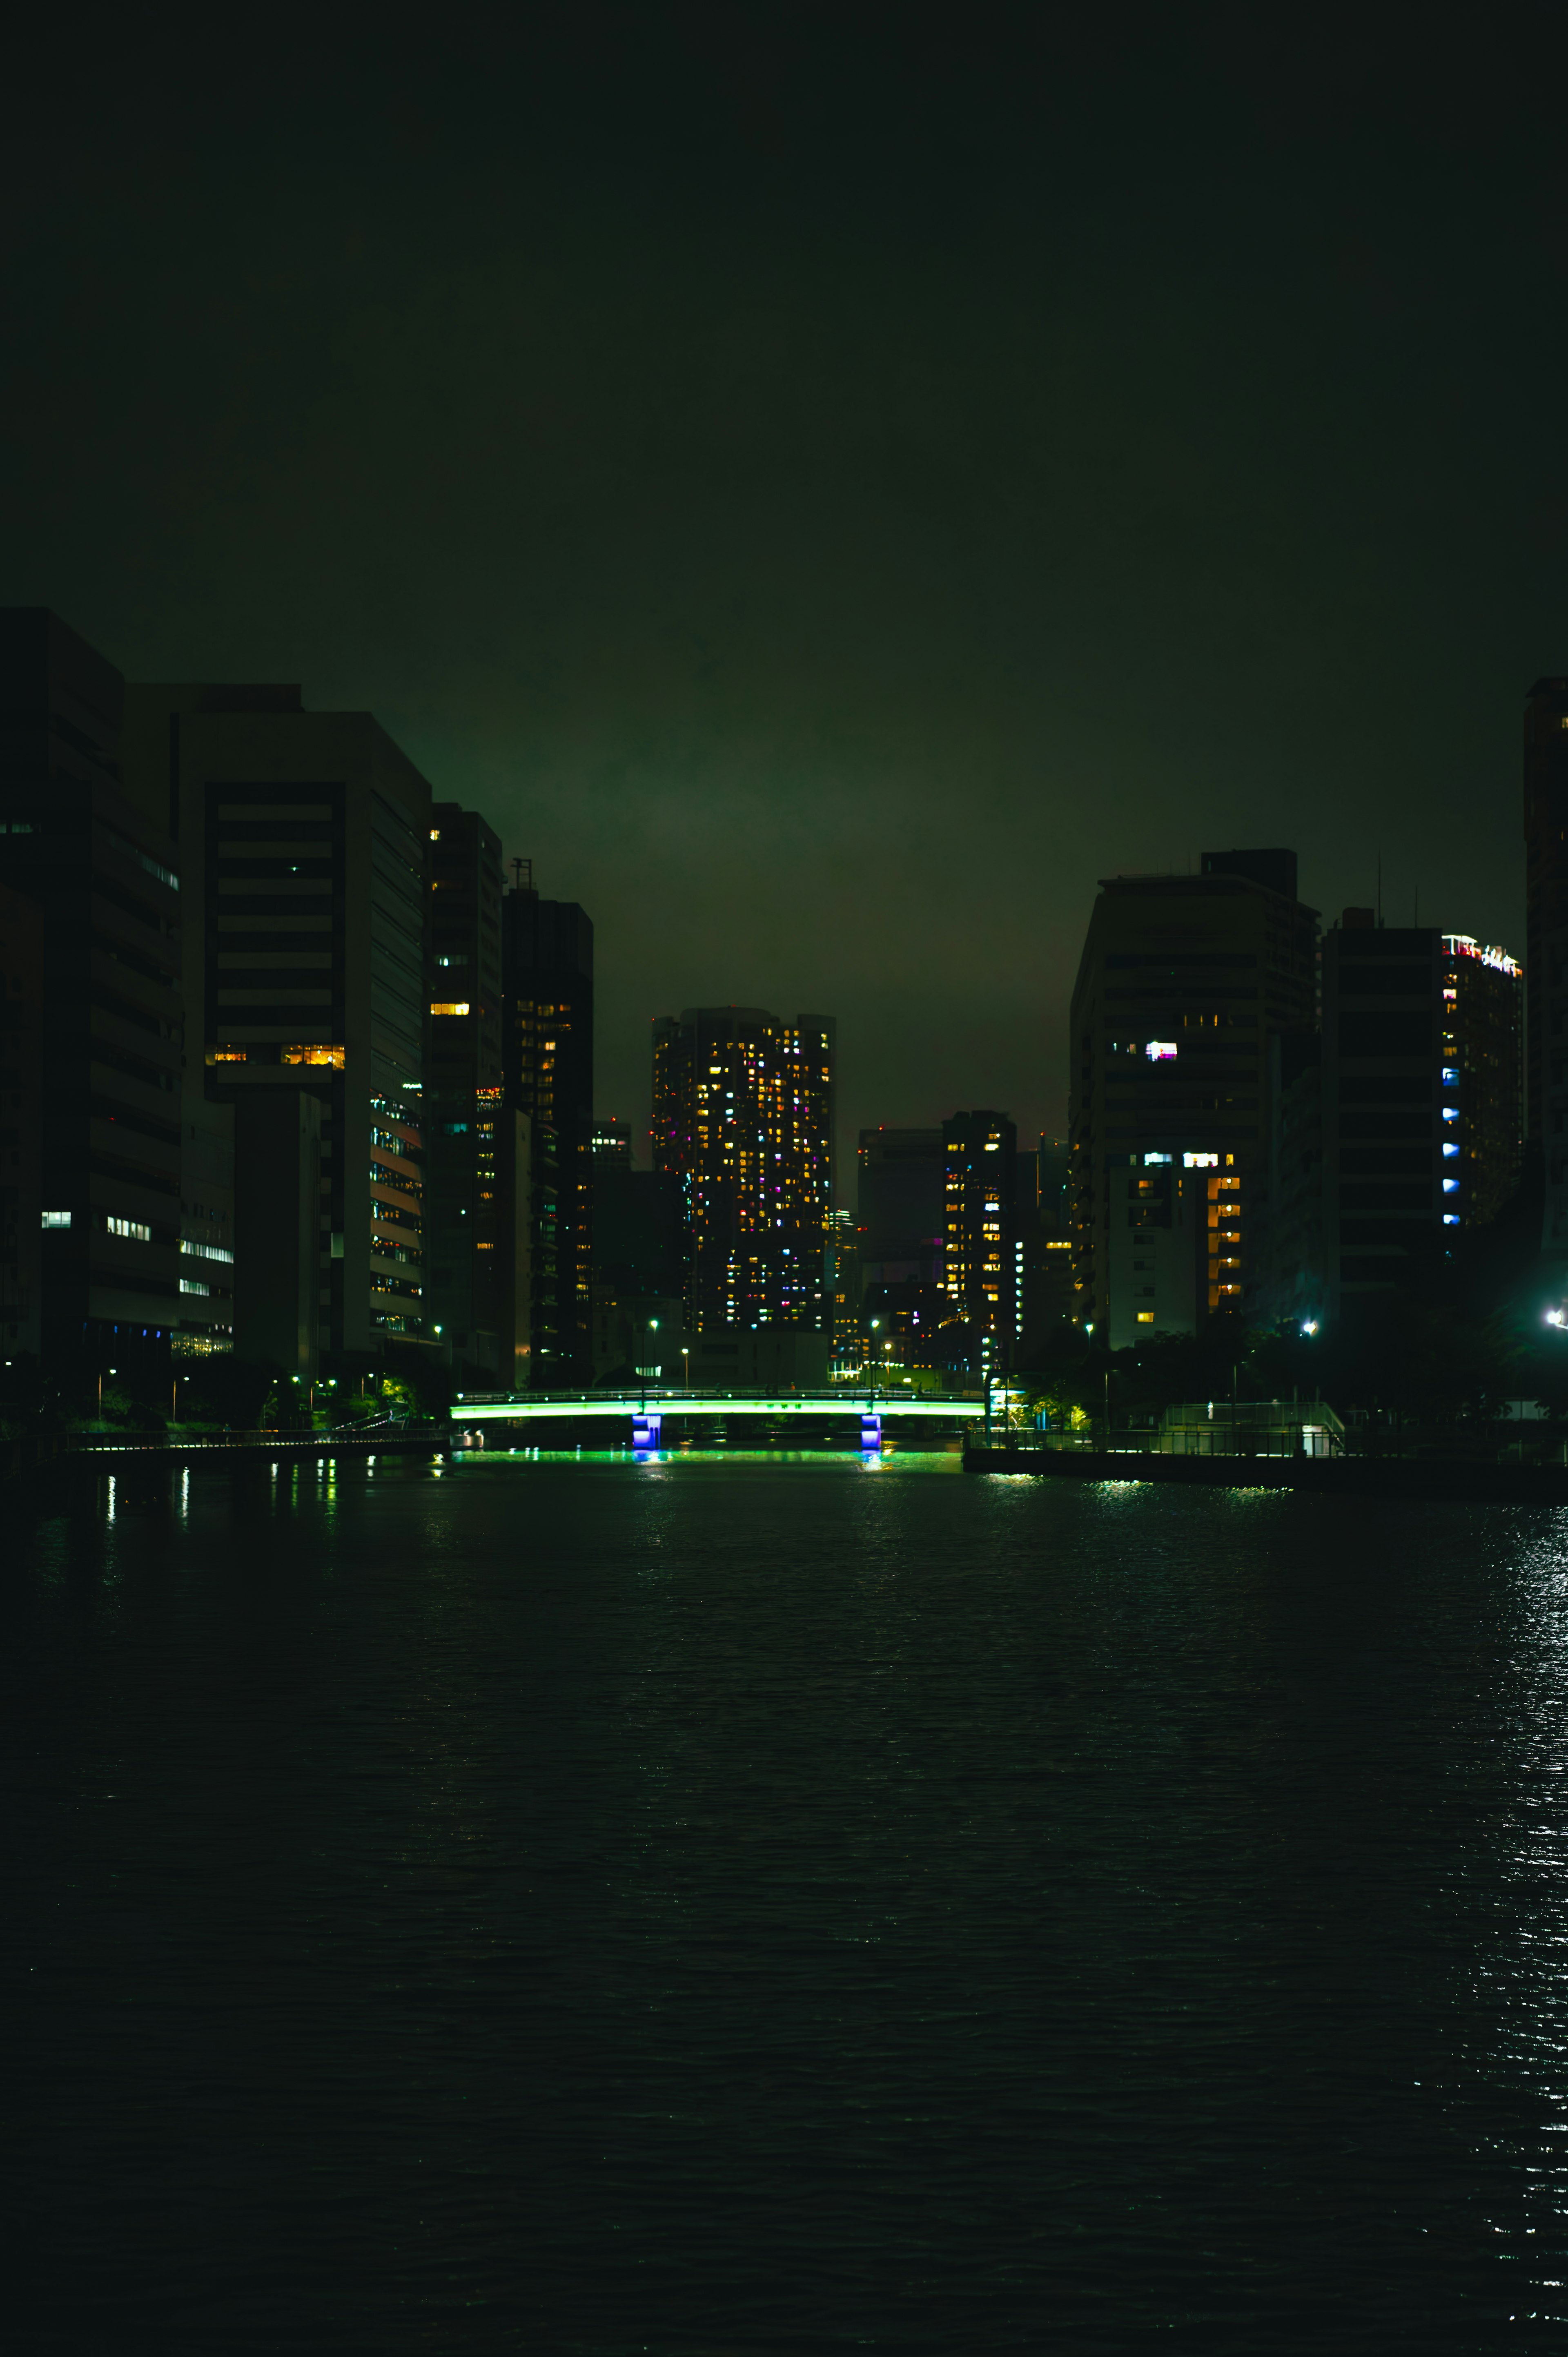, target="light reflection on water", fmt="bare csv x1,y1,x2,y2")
7,1465,1568,2350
